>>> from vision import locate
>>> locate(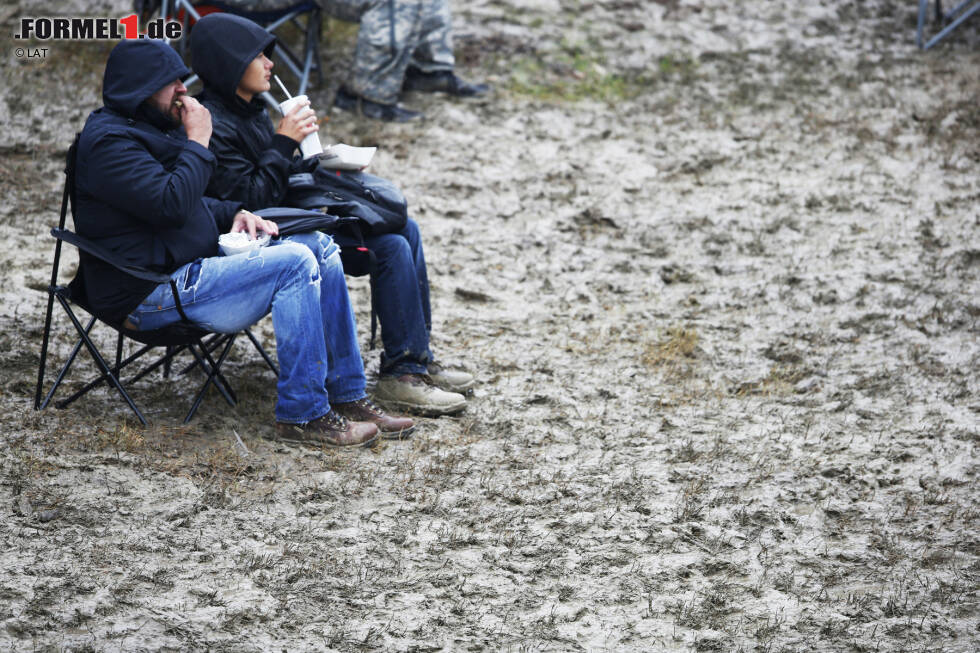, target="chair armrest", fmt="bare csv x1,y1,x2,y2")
52,228,172,284
254,206,355,237
254,207,326,220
